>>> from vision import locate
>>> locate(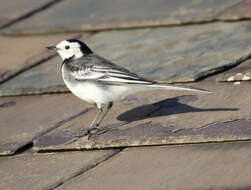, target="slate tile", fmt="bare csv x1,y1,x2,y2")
86,21,251,83
0,93,92,155
2,0,242,34
33,81,251,151
0,56,67,96
0,0,58,28
0,150,119,190
0,33,79,84
57,141,251,190
3,21,251,96
217,59,251,82
218,0,251,20
0,33,91,96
